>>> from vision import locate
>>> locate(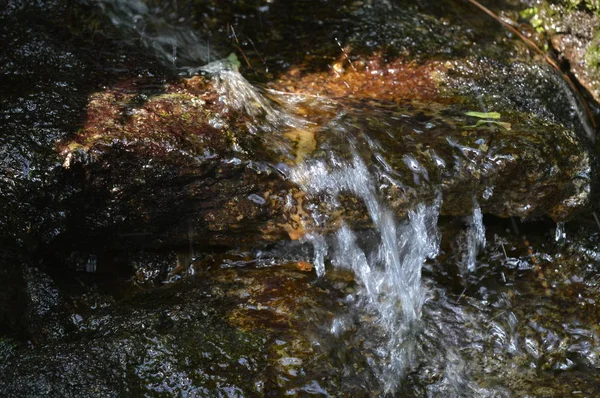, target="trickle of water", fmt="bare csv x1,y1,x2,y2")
292,151,441,392
465,201,486,272
555,222,566,242
305,232,328,277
